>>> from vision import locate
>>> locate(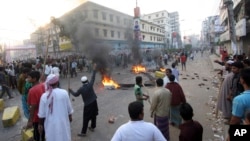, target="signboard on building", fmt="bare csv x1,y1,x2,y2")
134,18,141,40
220,30,230,42
235,18,246,37
59,36,73,51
